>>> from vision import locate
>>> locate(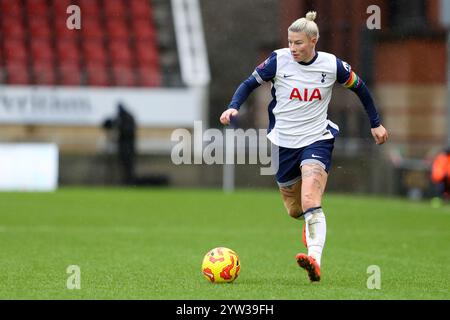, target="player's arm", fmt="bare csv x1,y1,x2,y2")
220,76,260,125
336,58,388,145
220,52,277,125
